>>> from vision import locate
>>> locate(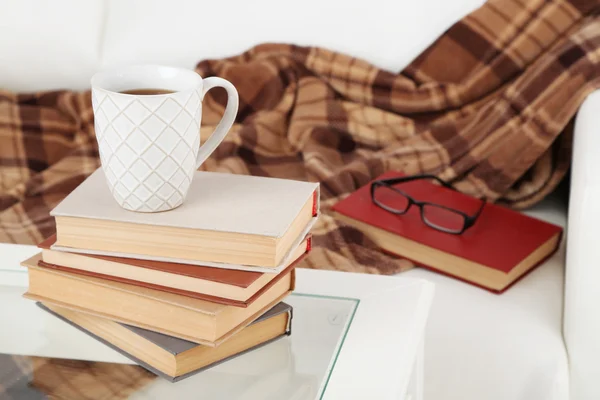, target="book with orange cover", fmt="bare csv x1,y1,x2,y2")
332,171,563,293
22,254,294,346
37,235,310,307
